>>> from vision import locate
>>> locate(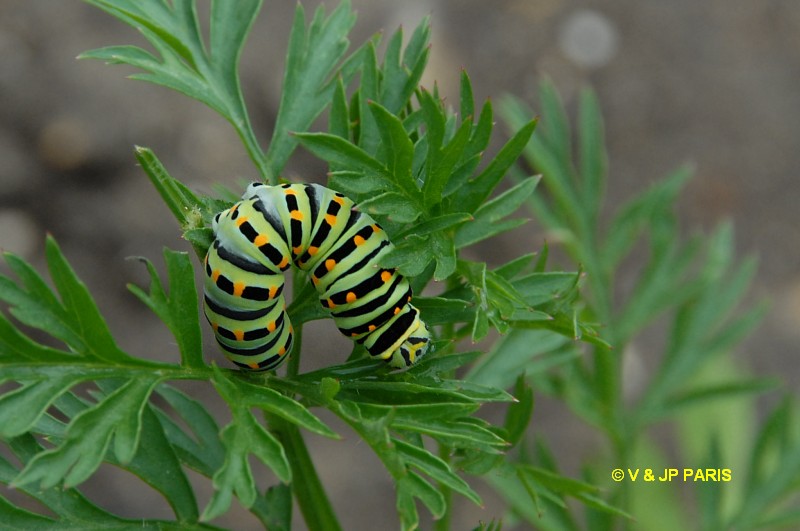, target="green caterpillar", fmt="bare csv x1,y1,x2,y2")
203,182,430,371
